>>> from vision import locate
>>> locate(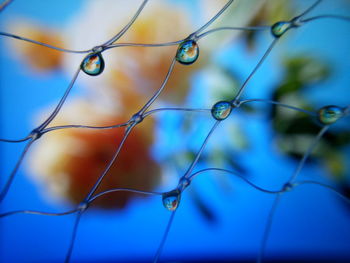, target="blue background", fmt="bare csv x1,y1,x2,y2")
1,0,350,262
